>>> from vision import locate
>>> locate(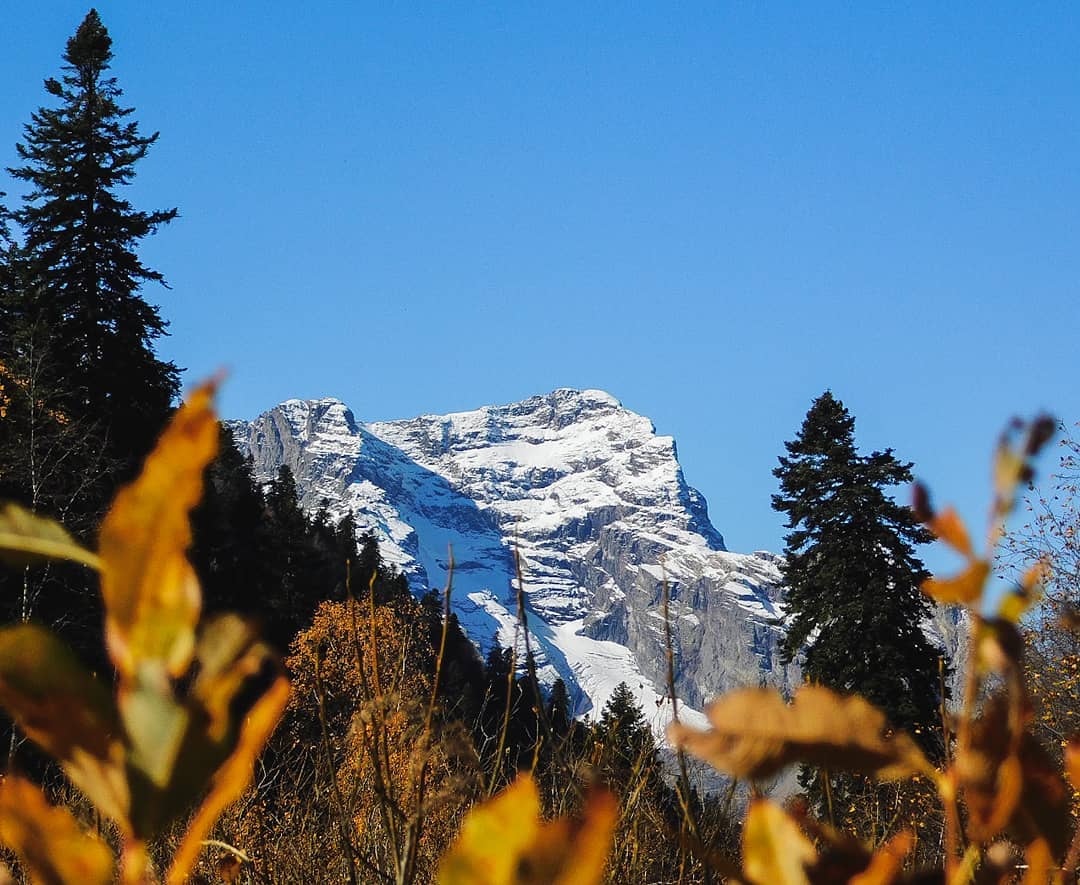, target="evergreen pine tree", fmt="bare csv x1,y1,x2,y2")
773,392,943,752
547,678,573,738
594,682,659,787
7,9,179,480
0,11,179,668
